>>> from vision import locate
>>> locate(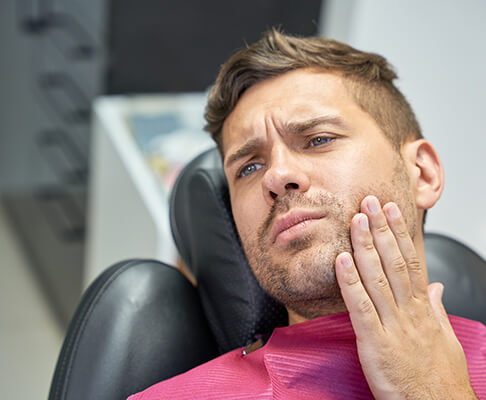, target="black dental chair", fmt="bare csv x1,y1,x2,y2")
48,148,486,400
